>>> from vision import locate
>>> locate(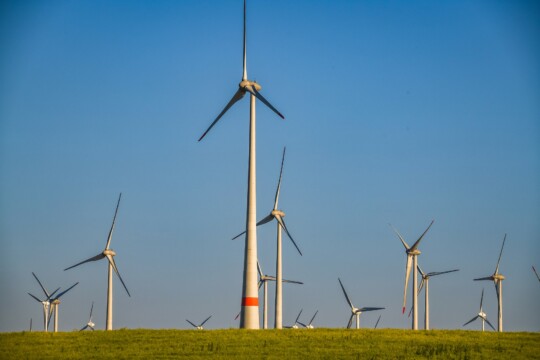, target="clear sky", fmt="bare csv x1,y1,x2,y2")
1,0,539,332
